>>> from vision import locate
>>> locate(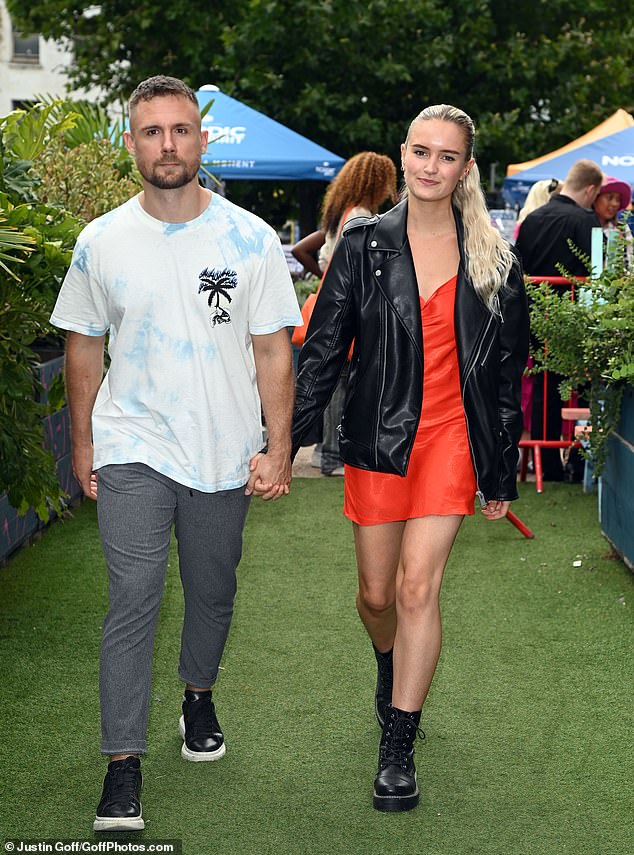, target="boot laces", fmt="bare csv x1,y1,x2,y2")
107,762,139,800
380,717,425,770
